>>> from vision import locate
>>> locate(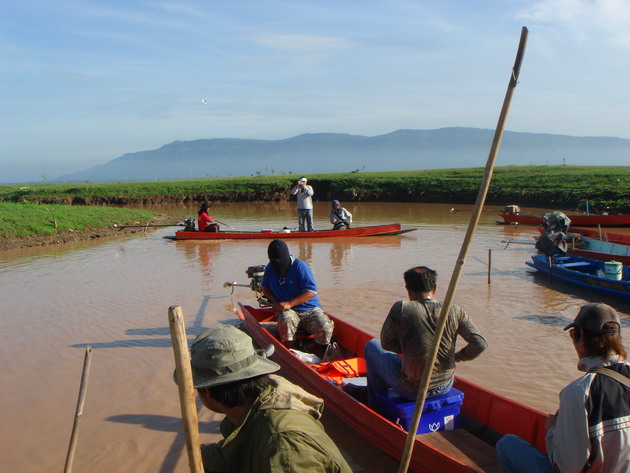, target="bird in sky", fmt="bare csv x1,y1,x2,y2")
201,99,207,104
